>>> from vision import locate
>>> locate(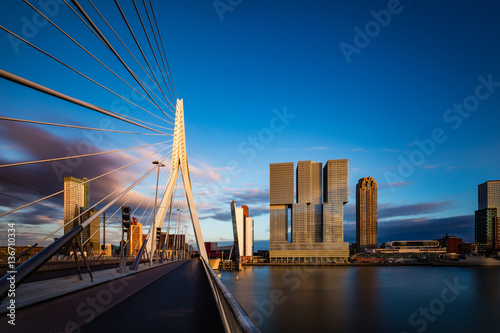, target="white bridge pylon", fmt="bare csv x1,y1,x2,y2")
144,99,208,262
